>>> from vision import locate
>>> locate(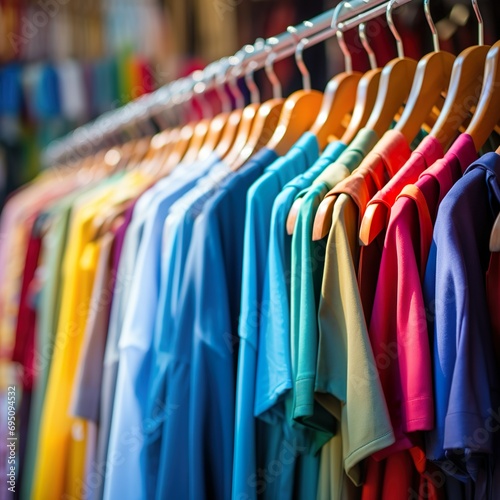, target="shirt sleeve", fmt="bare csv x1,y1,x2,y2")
317,194,395,485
